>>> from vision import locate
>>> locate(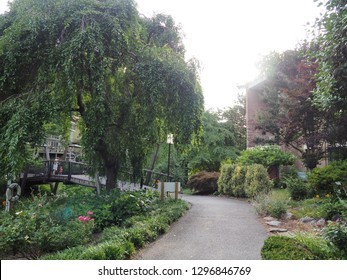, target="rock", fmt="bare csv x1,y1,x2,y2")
299,217,316,223
266,221,282,227
331,214,341,222
269,227,288,233
315,218,326,227
283,212,294,220
264,216,275,221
